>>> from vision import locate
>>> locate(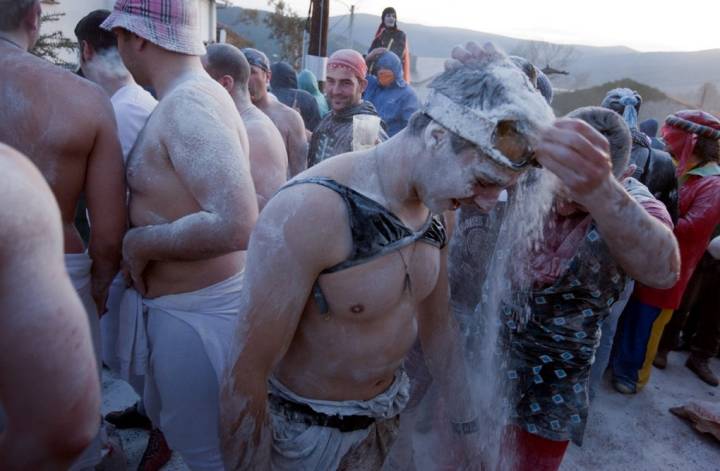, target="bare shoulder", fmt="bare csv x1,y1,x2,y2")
281,102,306,129
42,57,113,117
245,108,283,142
268,99,303,127
166,75,235,116
2,51,113,127
253,181,351,267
